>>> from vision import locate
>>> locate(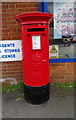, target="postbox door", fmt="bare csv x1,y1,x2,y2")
22,30,49,87
32,33,49,85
